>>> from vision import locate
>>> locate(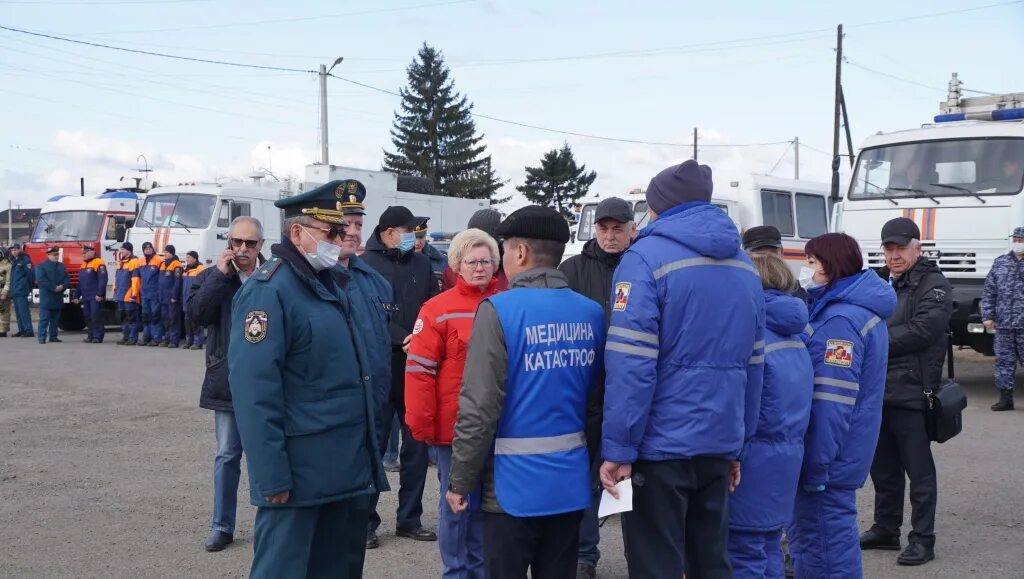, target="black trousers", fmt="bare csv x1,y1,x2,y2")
622,457,732,579
483,510,582,579
869,406,937,548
